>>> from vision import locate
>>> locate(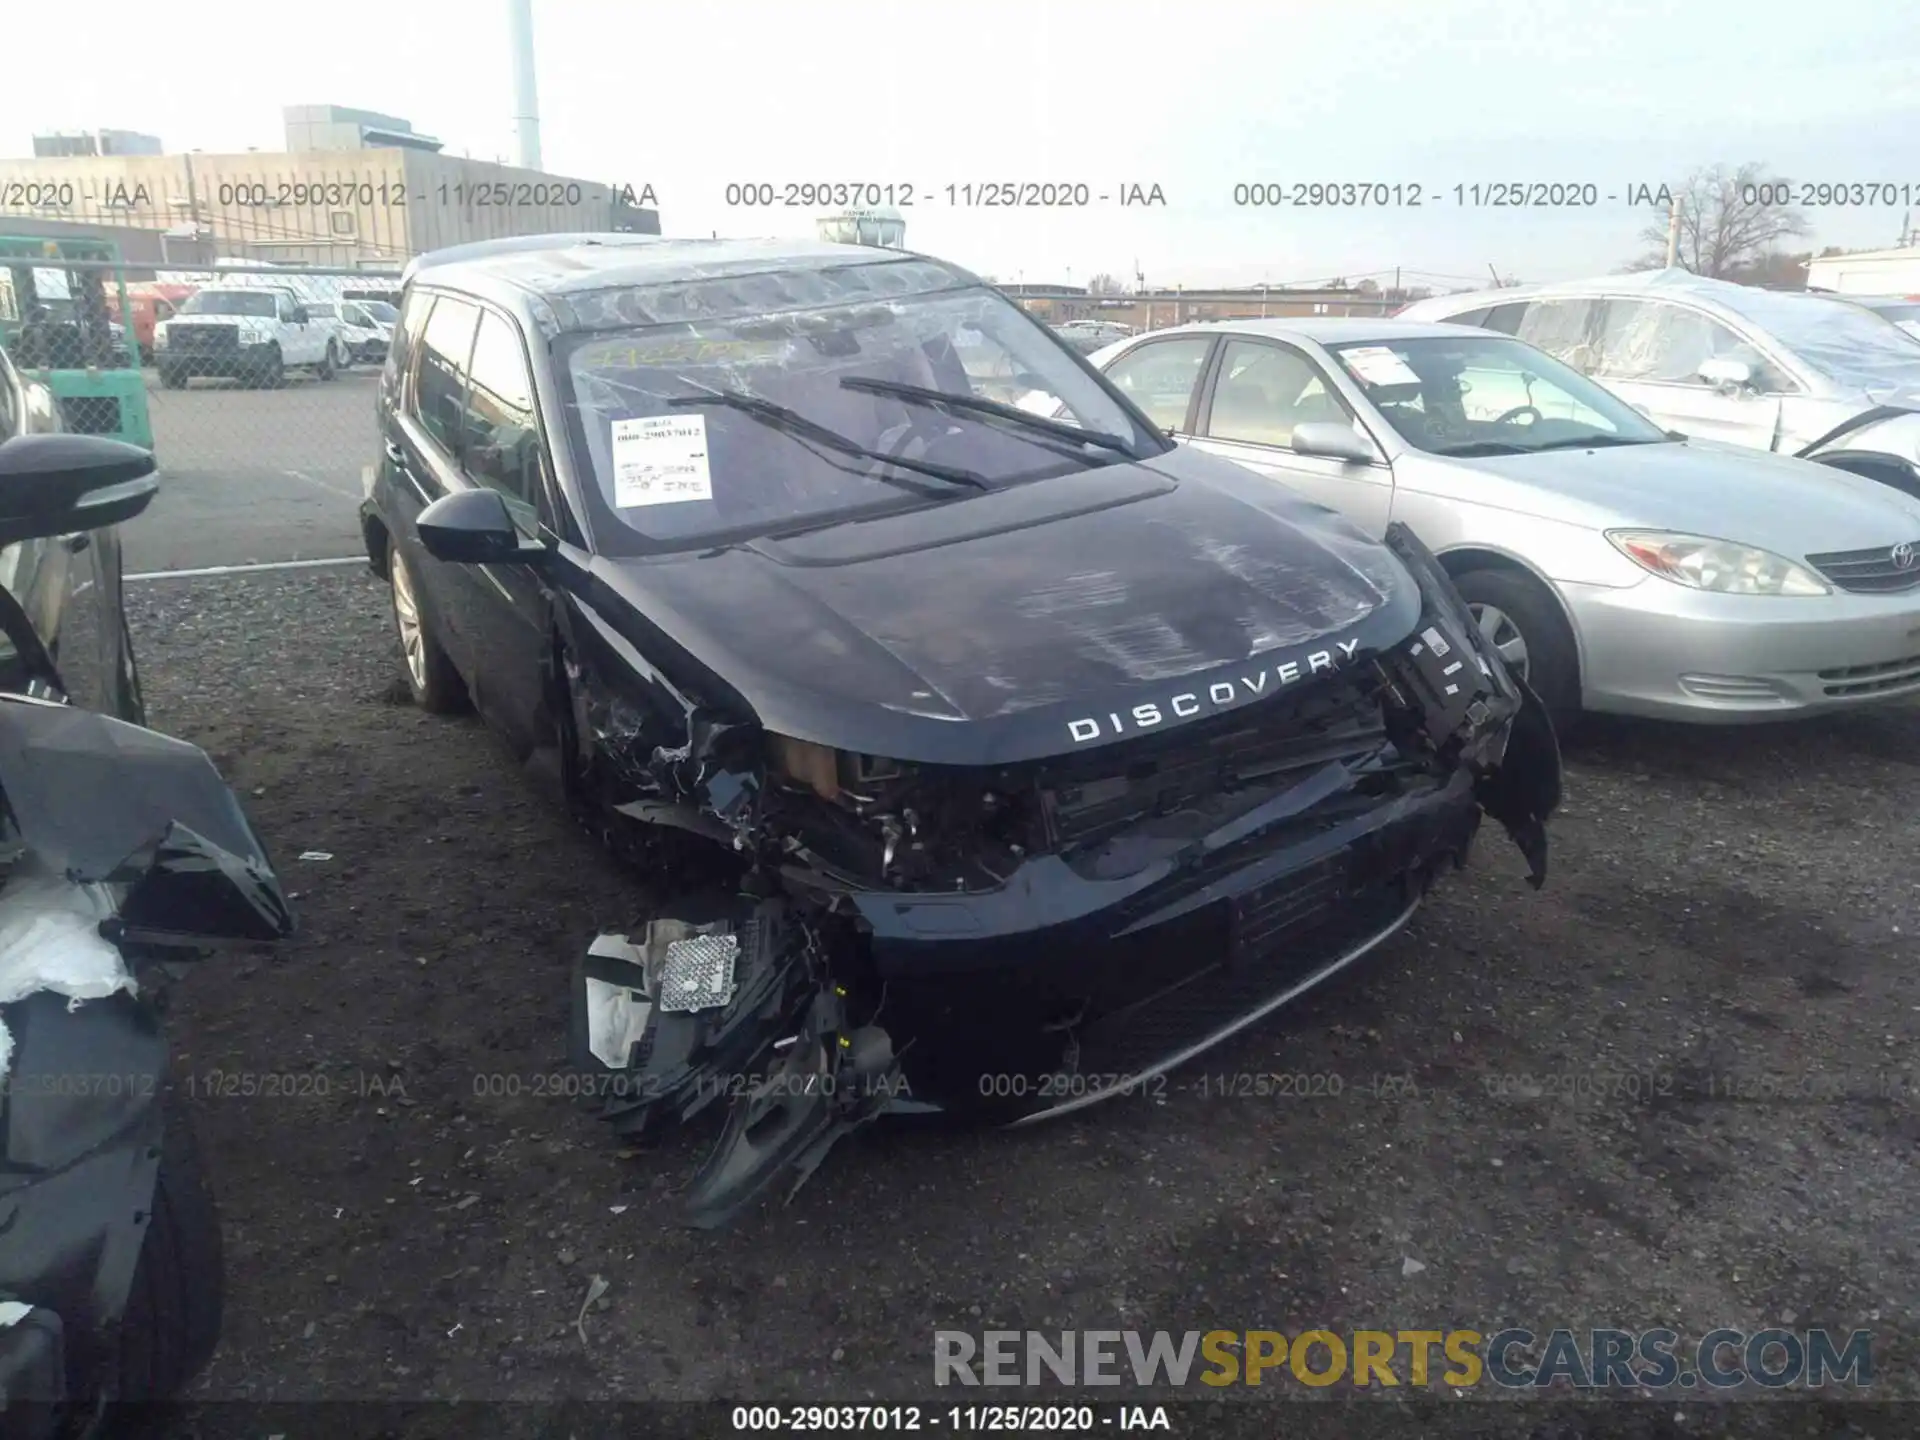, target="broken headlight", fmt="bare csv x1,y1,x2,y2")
764,734,1022,889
